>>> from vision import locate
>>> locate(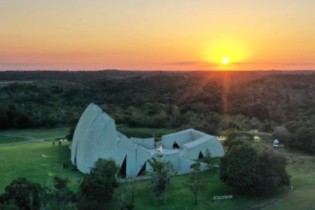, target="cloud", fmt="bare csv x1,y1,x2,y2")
167,61,203,65
0,62,51,71
282,62,315,66
166,61,217,67
0,62,48,67
241,62,315,66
